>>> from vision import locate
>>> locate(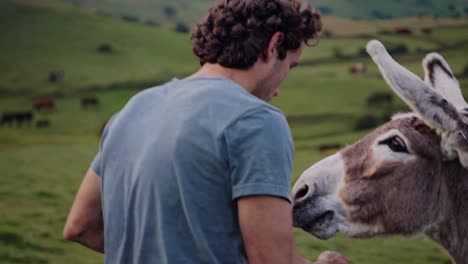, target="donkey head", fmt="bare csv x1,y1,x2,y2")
292,40,468,240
